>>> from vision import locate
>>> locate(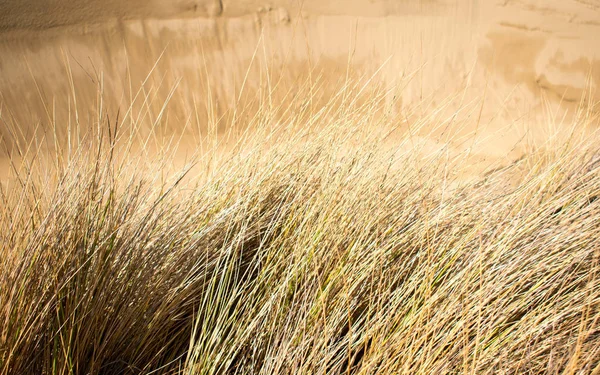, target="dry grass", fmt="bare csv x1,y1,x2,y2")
1,75,599,375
